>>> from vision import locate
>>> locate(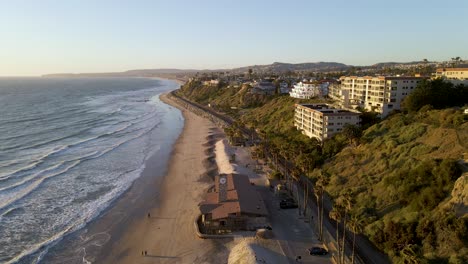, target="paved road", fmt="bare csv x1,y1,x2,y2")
259,186,331,264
